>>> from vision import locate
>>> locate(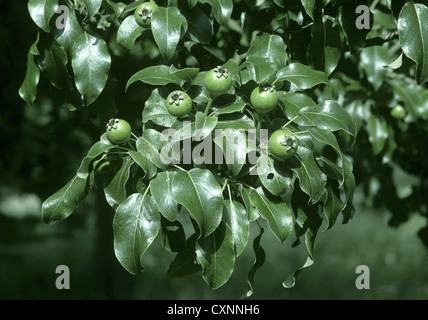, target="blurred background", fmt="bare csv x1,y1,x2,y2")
1,1,427,300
